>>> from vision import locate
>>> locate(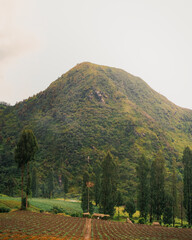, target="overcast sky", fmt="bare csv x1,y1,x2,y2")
0,0,192,109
